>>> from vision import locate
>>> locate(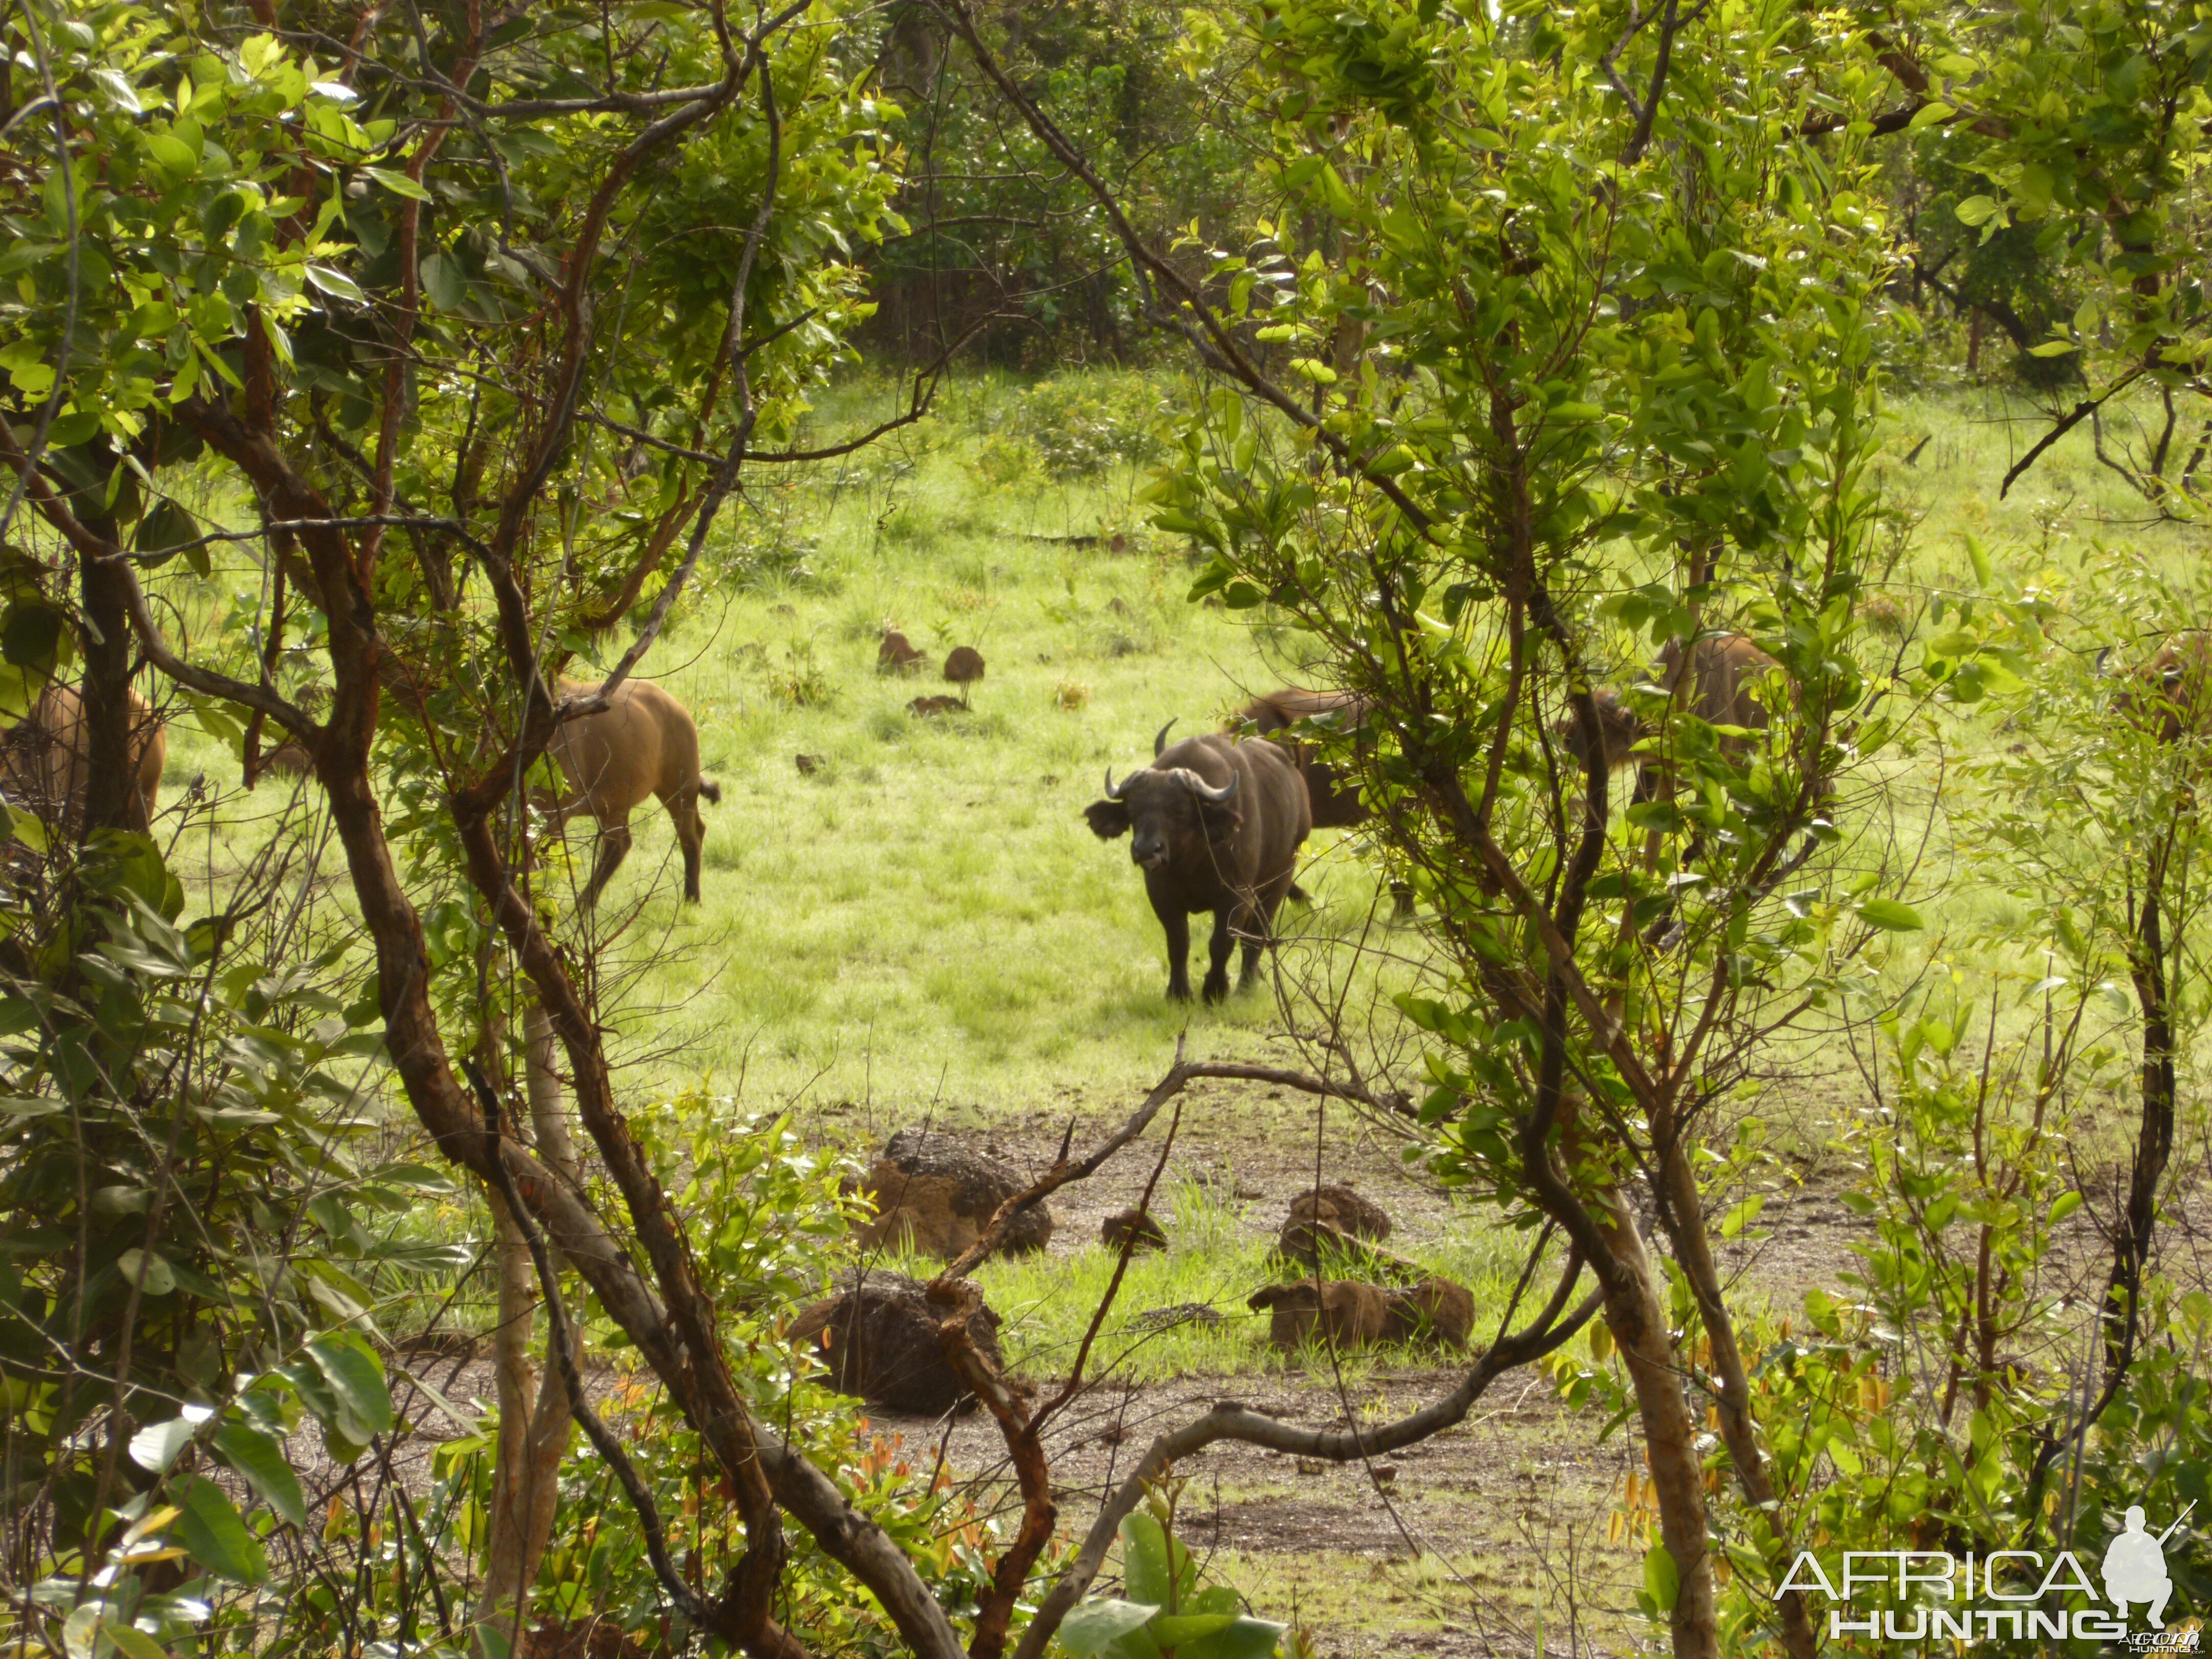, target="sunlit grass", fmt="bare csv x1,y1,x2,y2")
148,369,1421,1116
139,370,2207,1148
